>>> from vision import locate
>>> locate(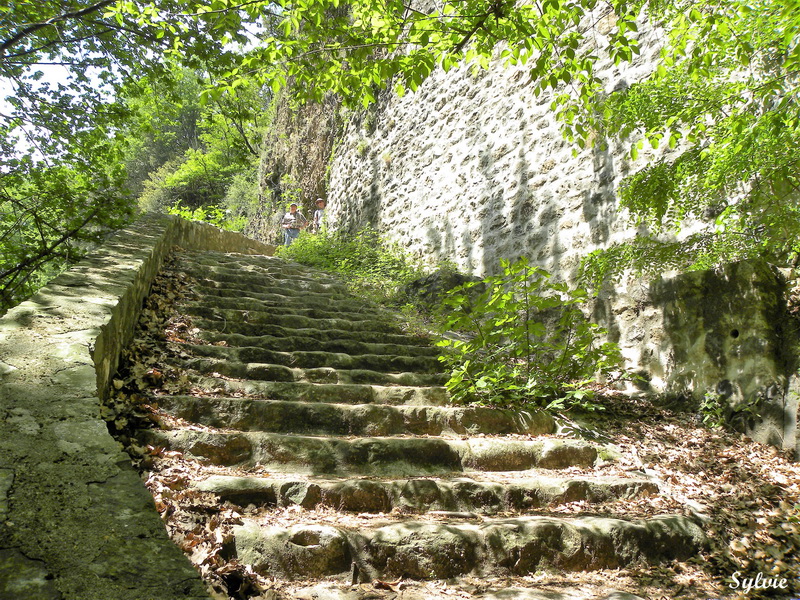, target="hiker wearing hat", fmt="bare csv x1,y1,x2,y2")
280,202,308,246
311,198,326,234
